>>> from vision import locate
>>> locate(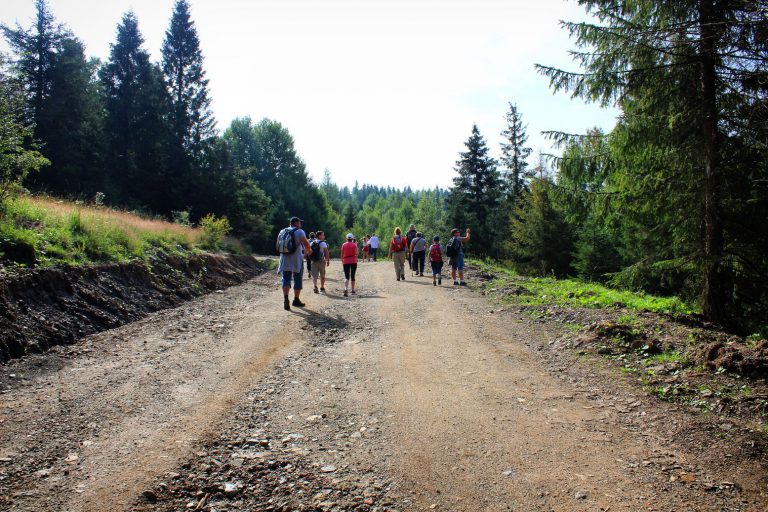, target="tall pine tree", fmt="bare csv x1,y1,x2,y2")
100,11,171,211
447,124,501,256
1,0,64,125
499,102,532,205
161,0,215,172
